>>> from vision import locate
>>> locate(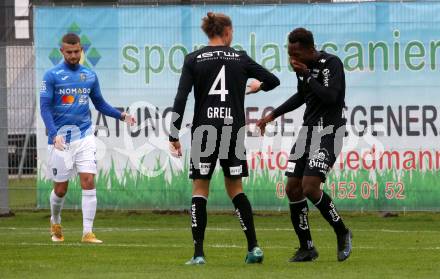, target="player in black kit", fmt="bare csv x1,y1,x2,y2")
257,28,352,262
169,12,280,265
